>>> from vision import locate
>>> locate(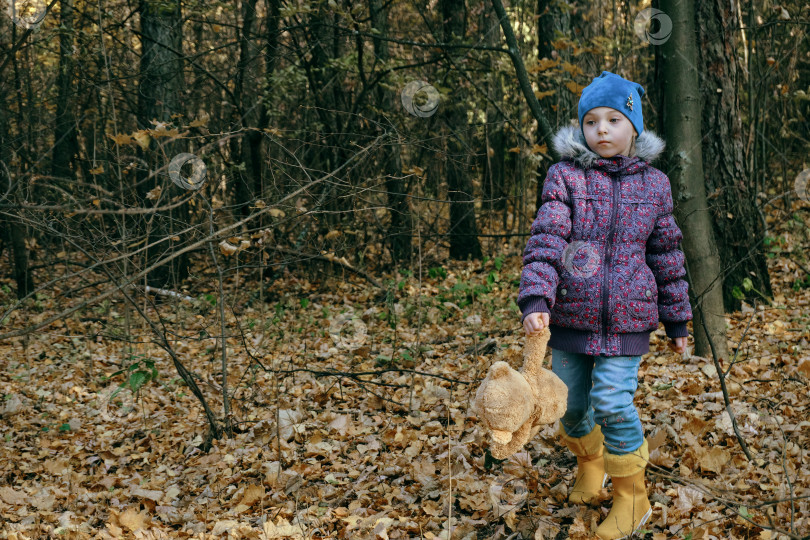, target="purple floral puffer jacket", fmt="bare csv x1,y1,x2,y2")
517,125,692,356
